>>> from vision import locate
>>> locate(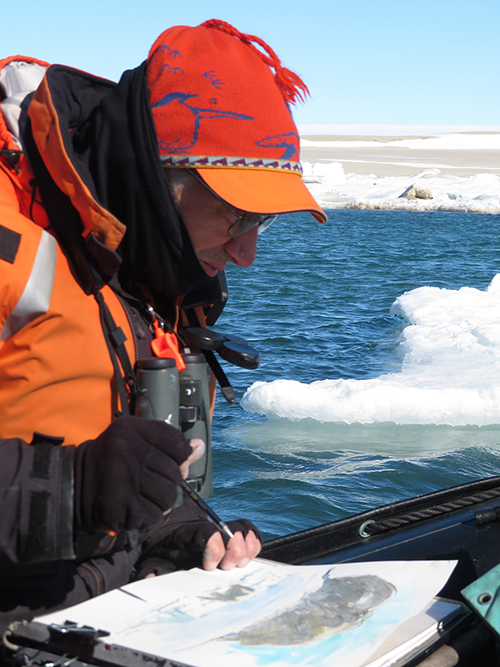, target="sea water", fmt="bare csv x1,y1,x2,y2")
209,209,500,540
